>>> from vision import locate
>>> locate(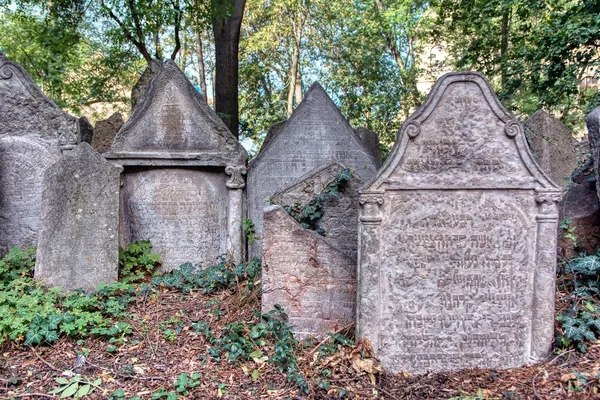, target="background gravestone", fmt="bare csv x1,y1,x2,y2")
357,72,561,374
35,143,122,291
262,205,355,339
355,127,382,165
0,53,79,255
247,82,379,258
106,60,247,271
78,116,94,144
92,112,125,153
586,107,600,202
524,110,577,189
